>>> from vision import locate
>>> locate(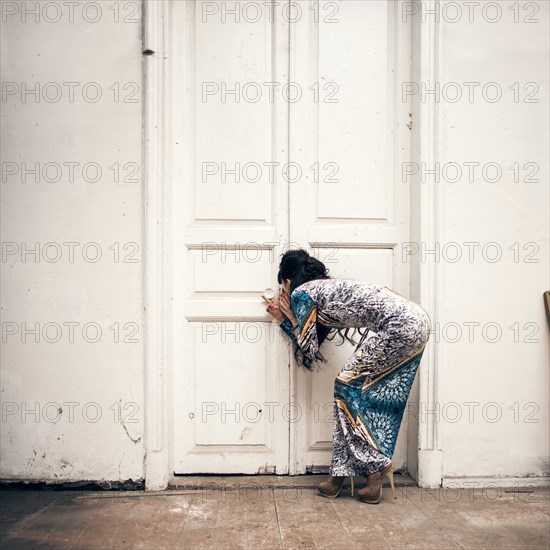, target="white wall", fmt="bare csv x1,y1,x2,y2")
1,0,548,487
0,1,144,484
431,1,549,483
